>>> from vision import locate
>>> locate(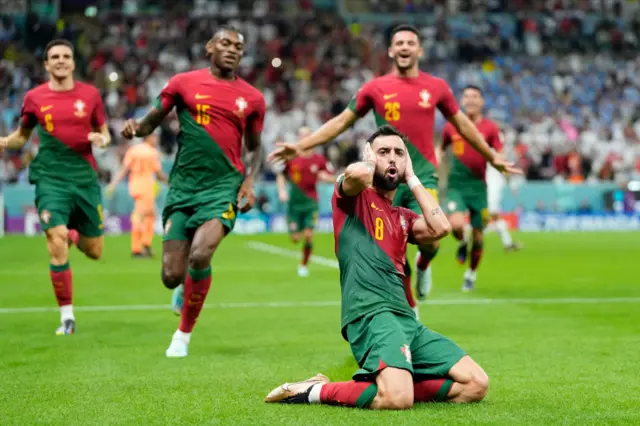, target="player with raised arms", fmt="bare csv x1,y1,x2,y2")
0,39,111,336
120,26,266,358
265,125,489,409
275,127,336,277
268,24,521,316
